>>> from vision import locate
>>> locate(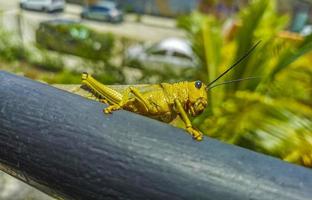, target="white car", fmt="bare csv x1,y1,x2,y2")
301,25,312,36
20,0,65,12
126,38,197,73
